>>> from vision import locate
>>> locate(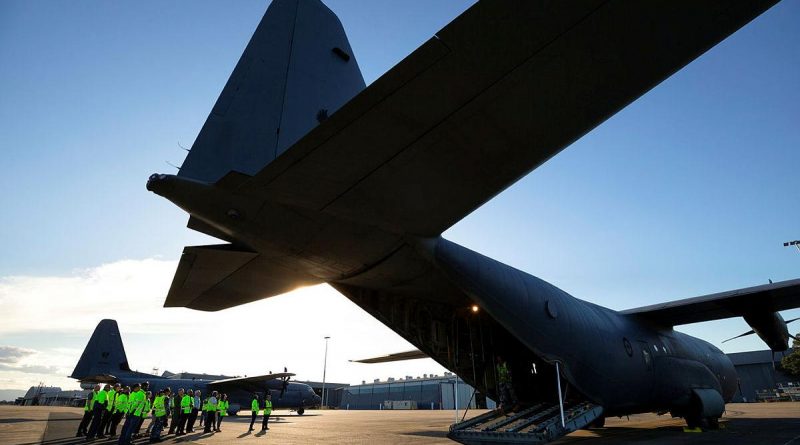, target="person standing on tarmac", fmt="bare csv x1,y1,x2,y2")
167,389,181,435
261,392,273,431
118,383,143,445
203,391,219,434
187,389,200,432
85,383,109,440
134,391,152,438
149,390,167,443
177,388,192,435
216,393,228,432
102,383,120,435
76,387,97,437
109,386,129,437
248,393,259,431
